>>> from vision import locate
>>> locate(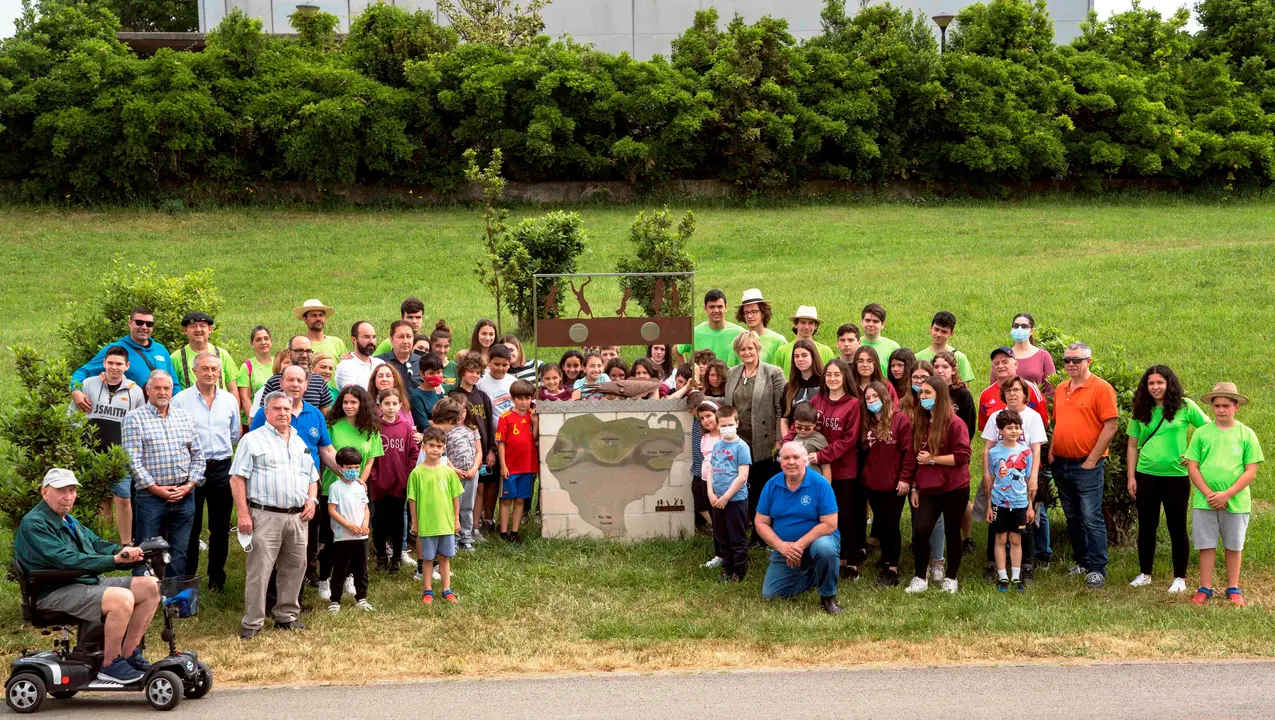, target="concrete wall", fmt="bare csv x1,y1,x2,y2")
199,0,1093,51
